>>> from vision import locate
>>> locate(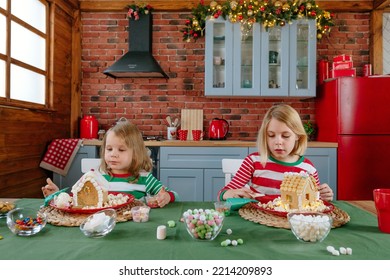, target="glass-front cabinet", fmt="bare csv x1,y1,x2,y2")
289,20,316,97
205,19,316,98
204,18,234,96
